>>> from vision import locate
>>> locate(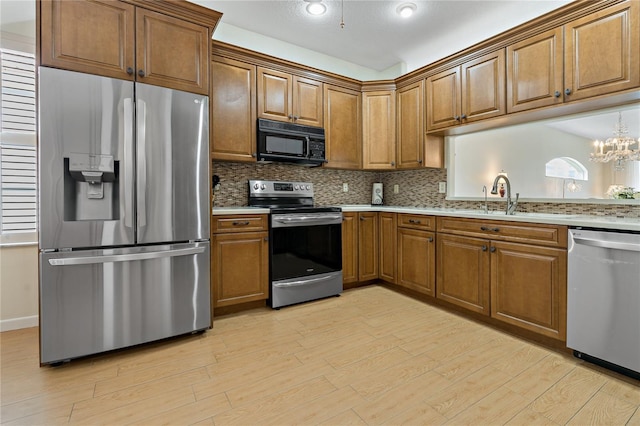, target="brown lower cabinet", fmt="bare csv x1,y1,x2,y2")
397,214,436,297
491,240,567,340
211,215,269,308
436,216,567,340
342,212,379,284
436,233,491,315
